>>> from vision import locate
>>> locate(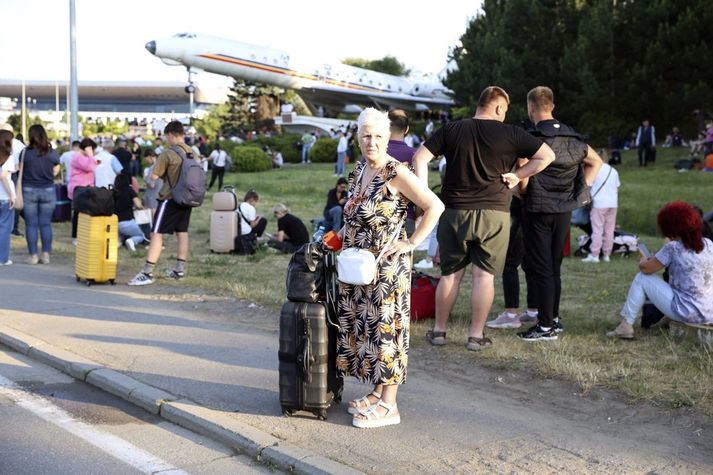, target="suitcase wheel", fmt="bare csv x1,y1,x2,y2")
75,275,80,282
109,279,116,285
316,409,327,421
282,407,294,417
85,280,92,287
